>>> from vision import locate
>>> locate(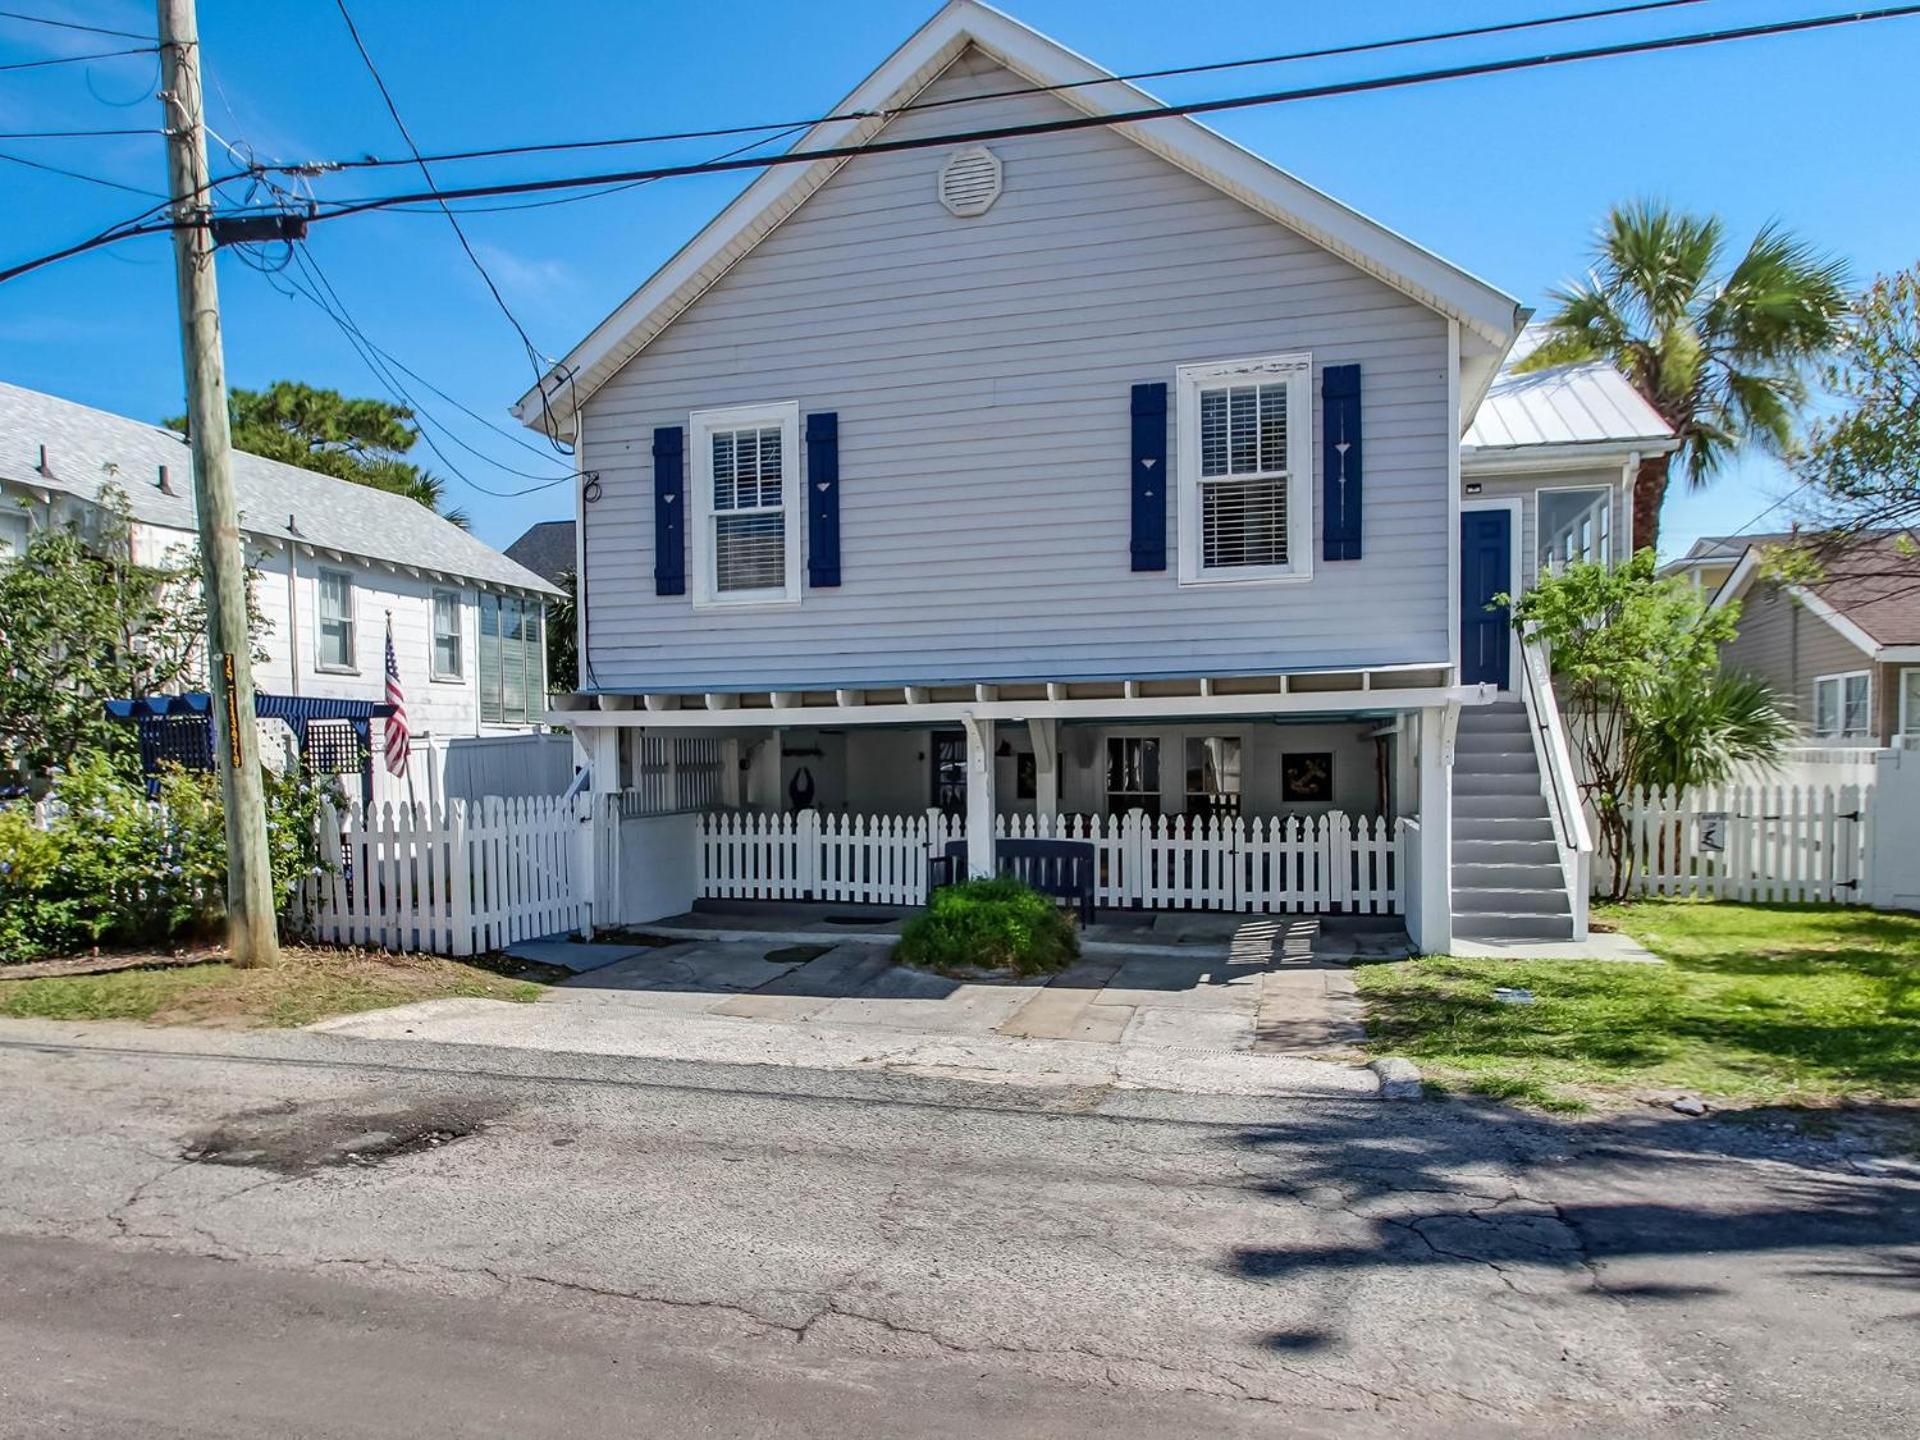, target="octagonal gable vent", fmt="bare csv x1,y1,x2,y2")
938,146,1002,217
